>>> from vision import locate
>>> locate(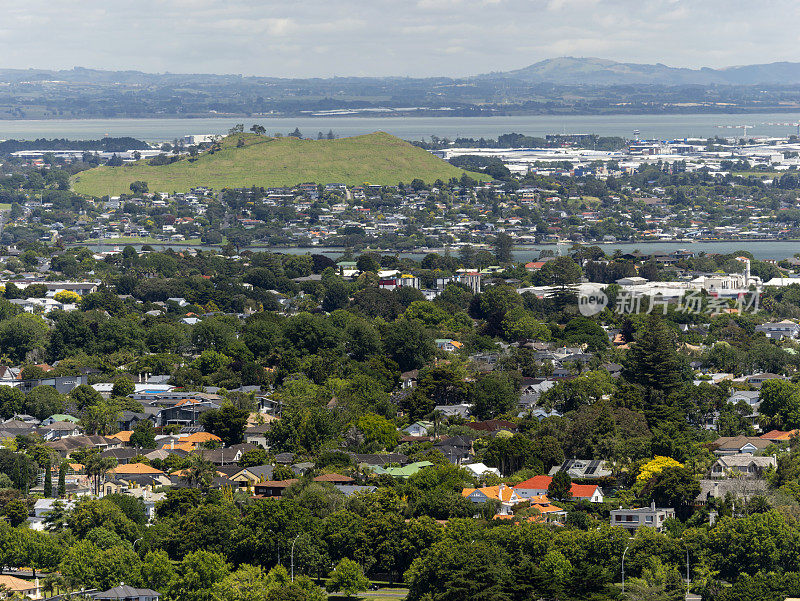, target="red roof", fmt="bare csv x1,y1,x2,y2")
570,484,600,499
514,476,600,499
514,475,552,490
